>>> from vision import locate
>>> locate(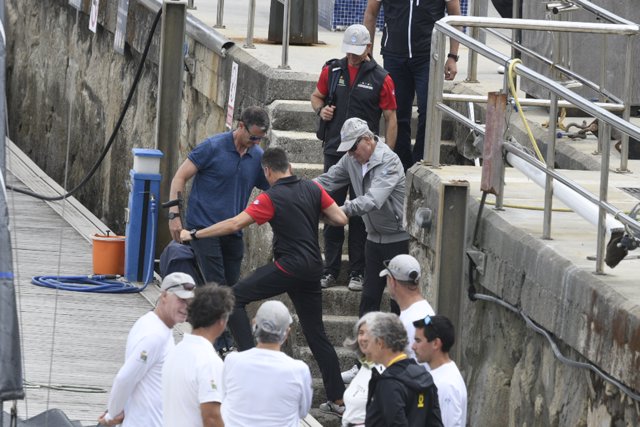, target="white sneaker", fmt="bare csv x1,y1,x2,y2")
320,273,337,288
341,364,359,384
347,273,363,291
318,400,345,417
